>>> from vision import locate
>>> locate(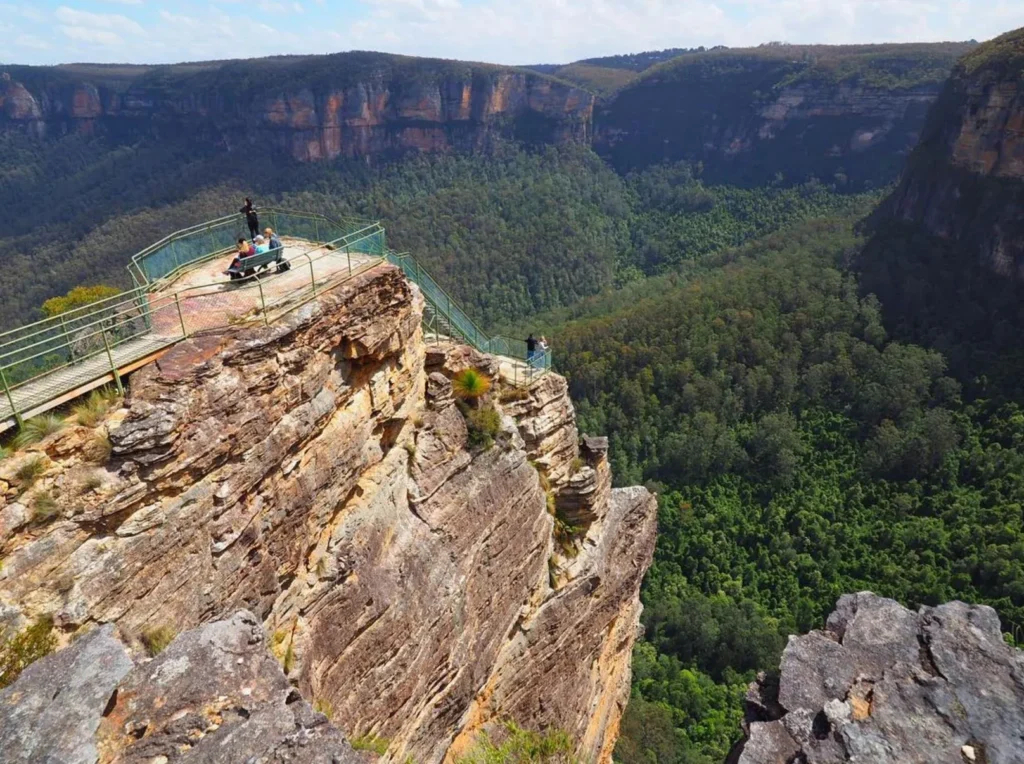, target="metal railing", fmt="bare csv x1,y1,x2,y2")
385,250,552,385
0,213,549,431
